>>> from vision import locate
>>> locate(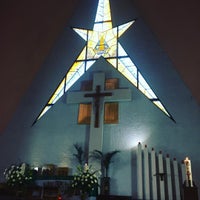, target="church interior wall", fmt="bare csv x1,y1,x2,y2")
0,0,199,197
1,34,200,197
